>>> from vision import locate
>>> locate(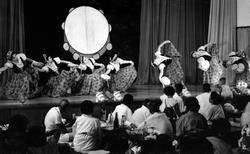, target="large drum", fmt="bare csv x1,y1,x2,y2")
62,6,112,60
